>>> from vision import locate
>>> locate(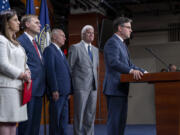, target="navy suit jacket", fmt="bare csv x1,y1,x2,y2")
18,33,46,97
103,34,145,96
43,43,72,97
